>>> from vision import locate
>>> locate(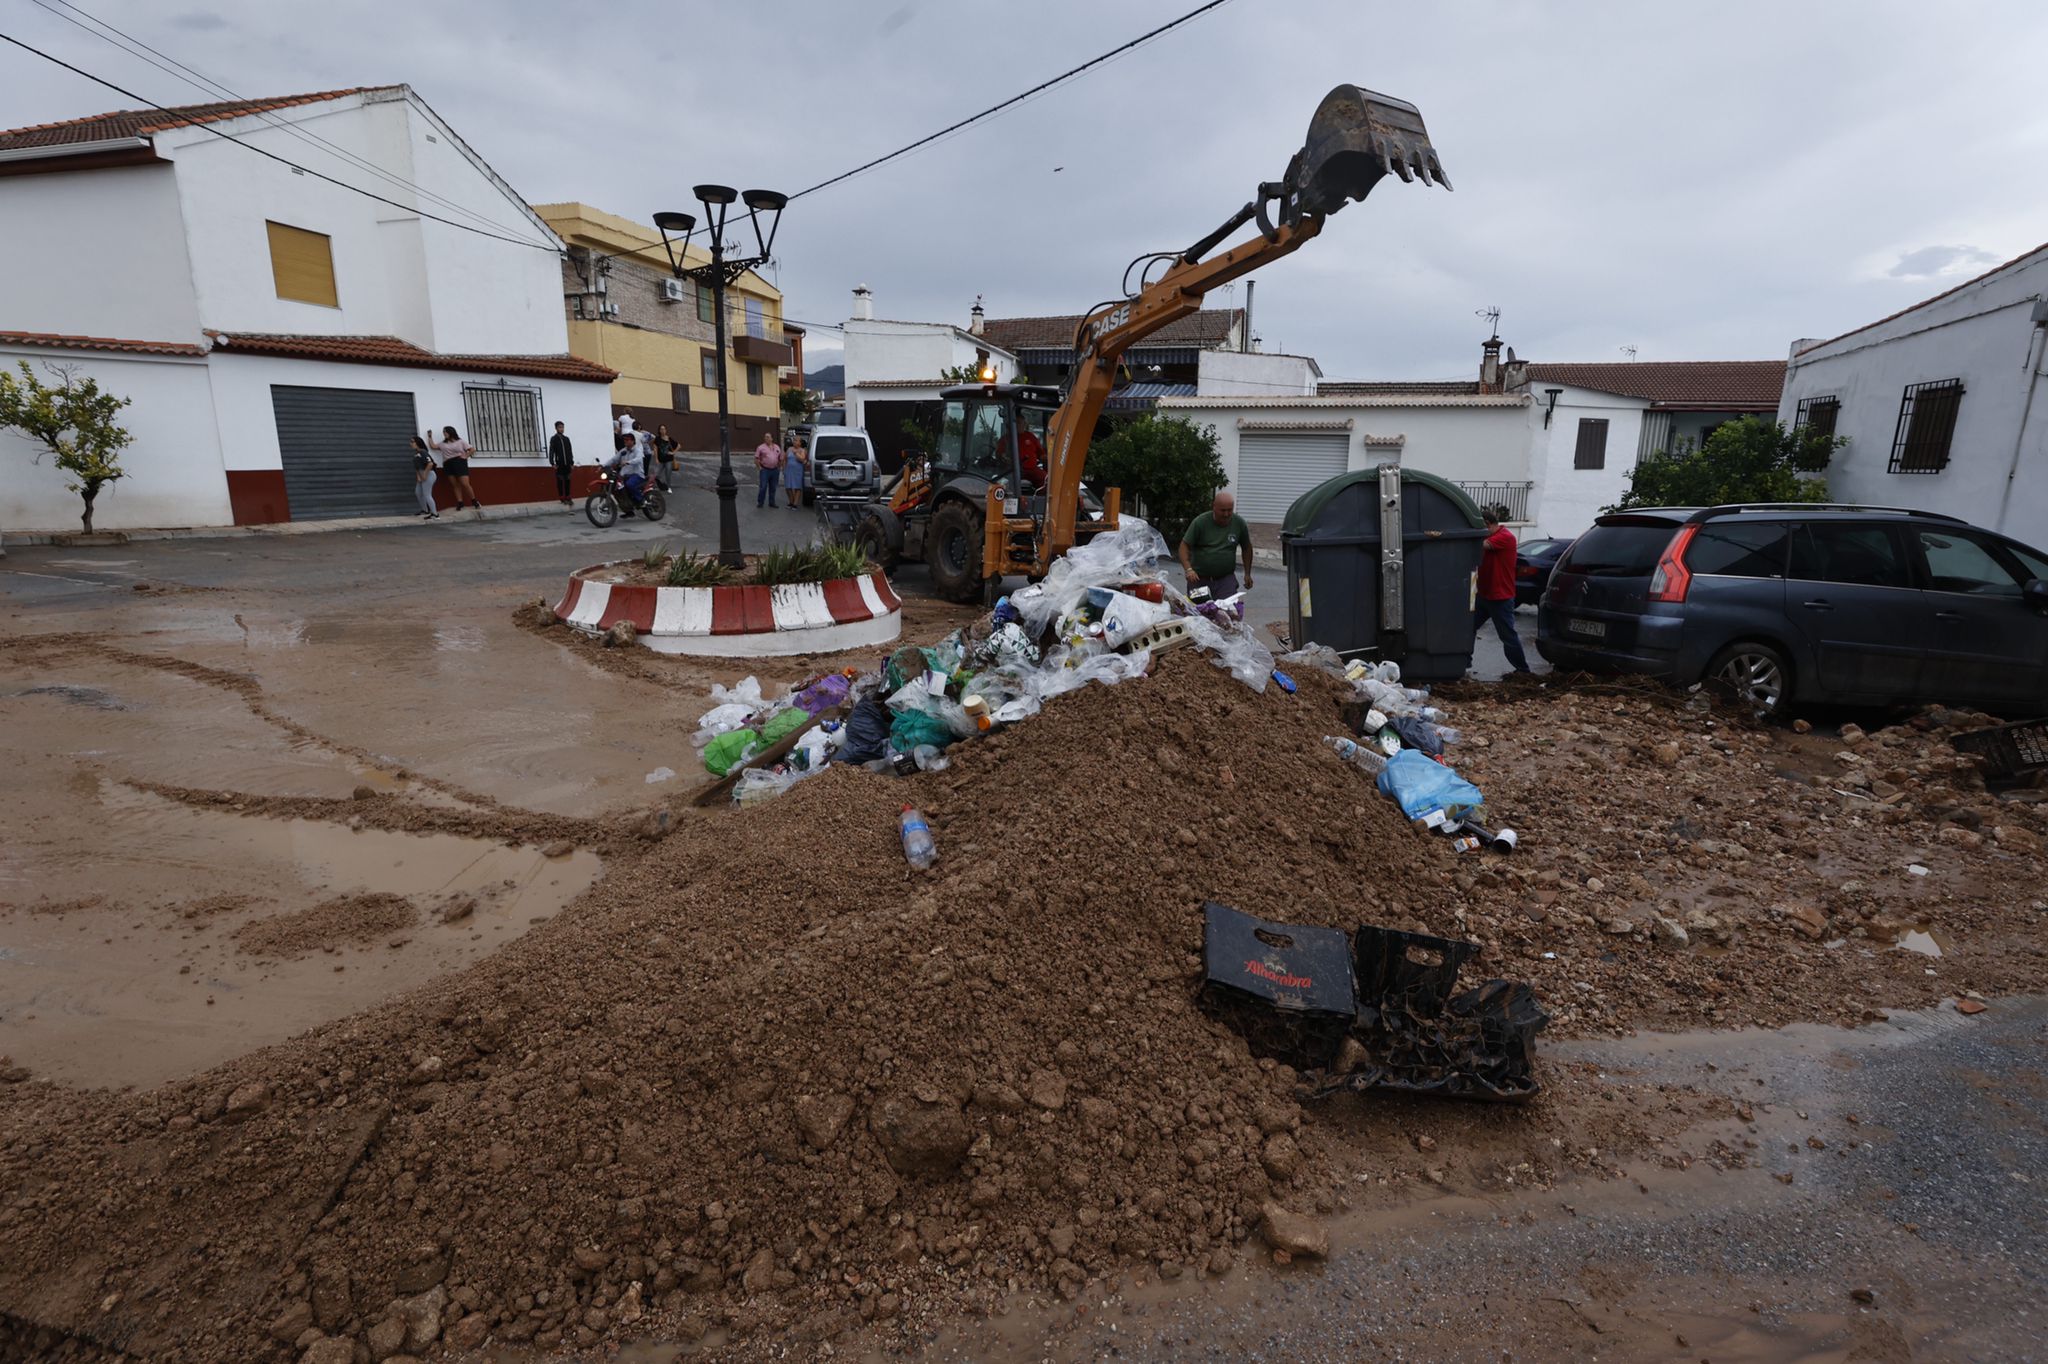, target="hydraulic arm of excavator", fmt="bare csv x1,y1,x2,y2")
985,84,1451,583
